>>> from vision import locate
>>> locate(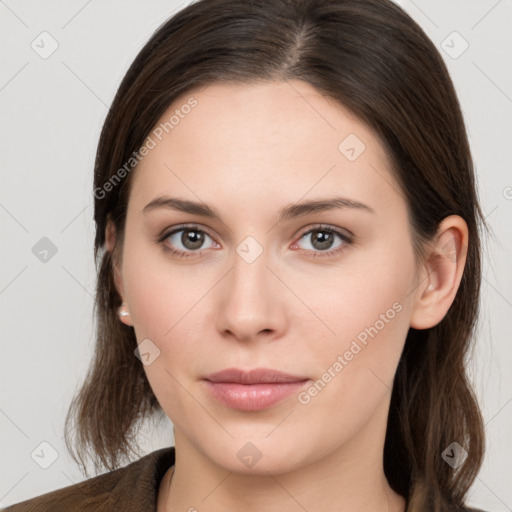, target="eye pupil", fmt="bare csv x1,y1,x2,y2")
312,230,334,250
182,229,204,250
